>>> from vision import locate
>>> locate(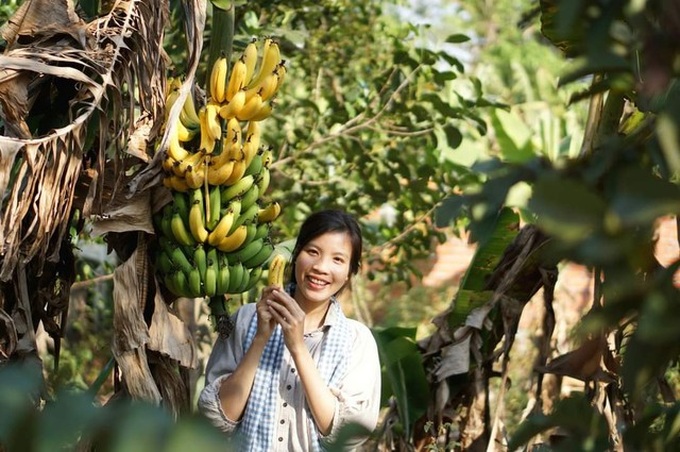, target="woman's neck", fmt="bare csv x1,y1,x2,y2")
297,298,331,333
